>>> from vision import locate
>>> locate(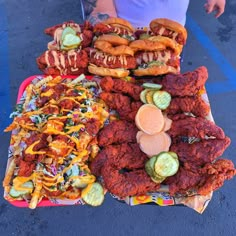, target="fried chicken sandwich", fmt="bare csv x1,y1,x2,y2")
129,38,180,76
93,17,136,45
150,18,188,46
88,18,137,78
